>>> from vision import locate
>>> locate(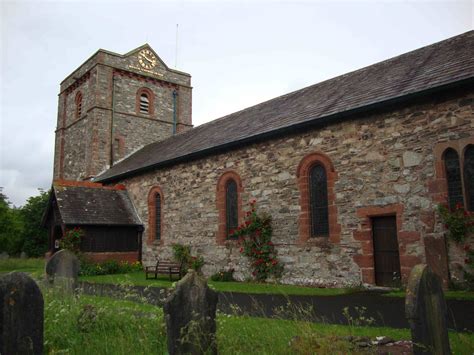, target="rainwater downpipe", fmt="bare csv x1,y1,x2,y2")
110,74,116,167
172,90,178,135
